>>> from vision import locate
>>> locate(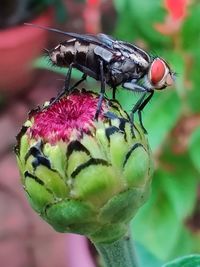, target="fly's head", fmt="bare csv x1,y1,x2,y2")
148,58,175,90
